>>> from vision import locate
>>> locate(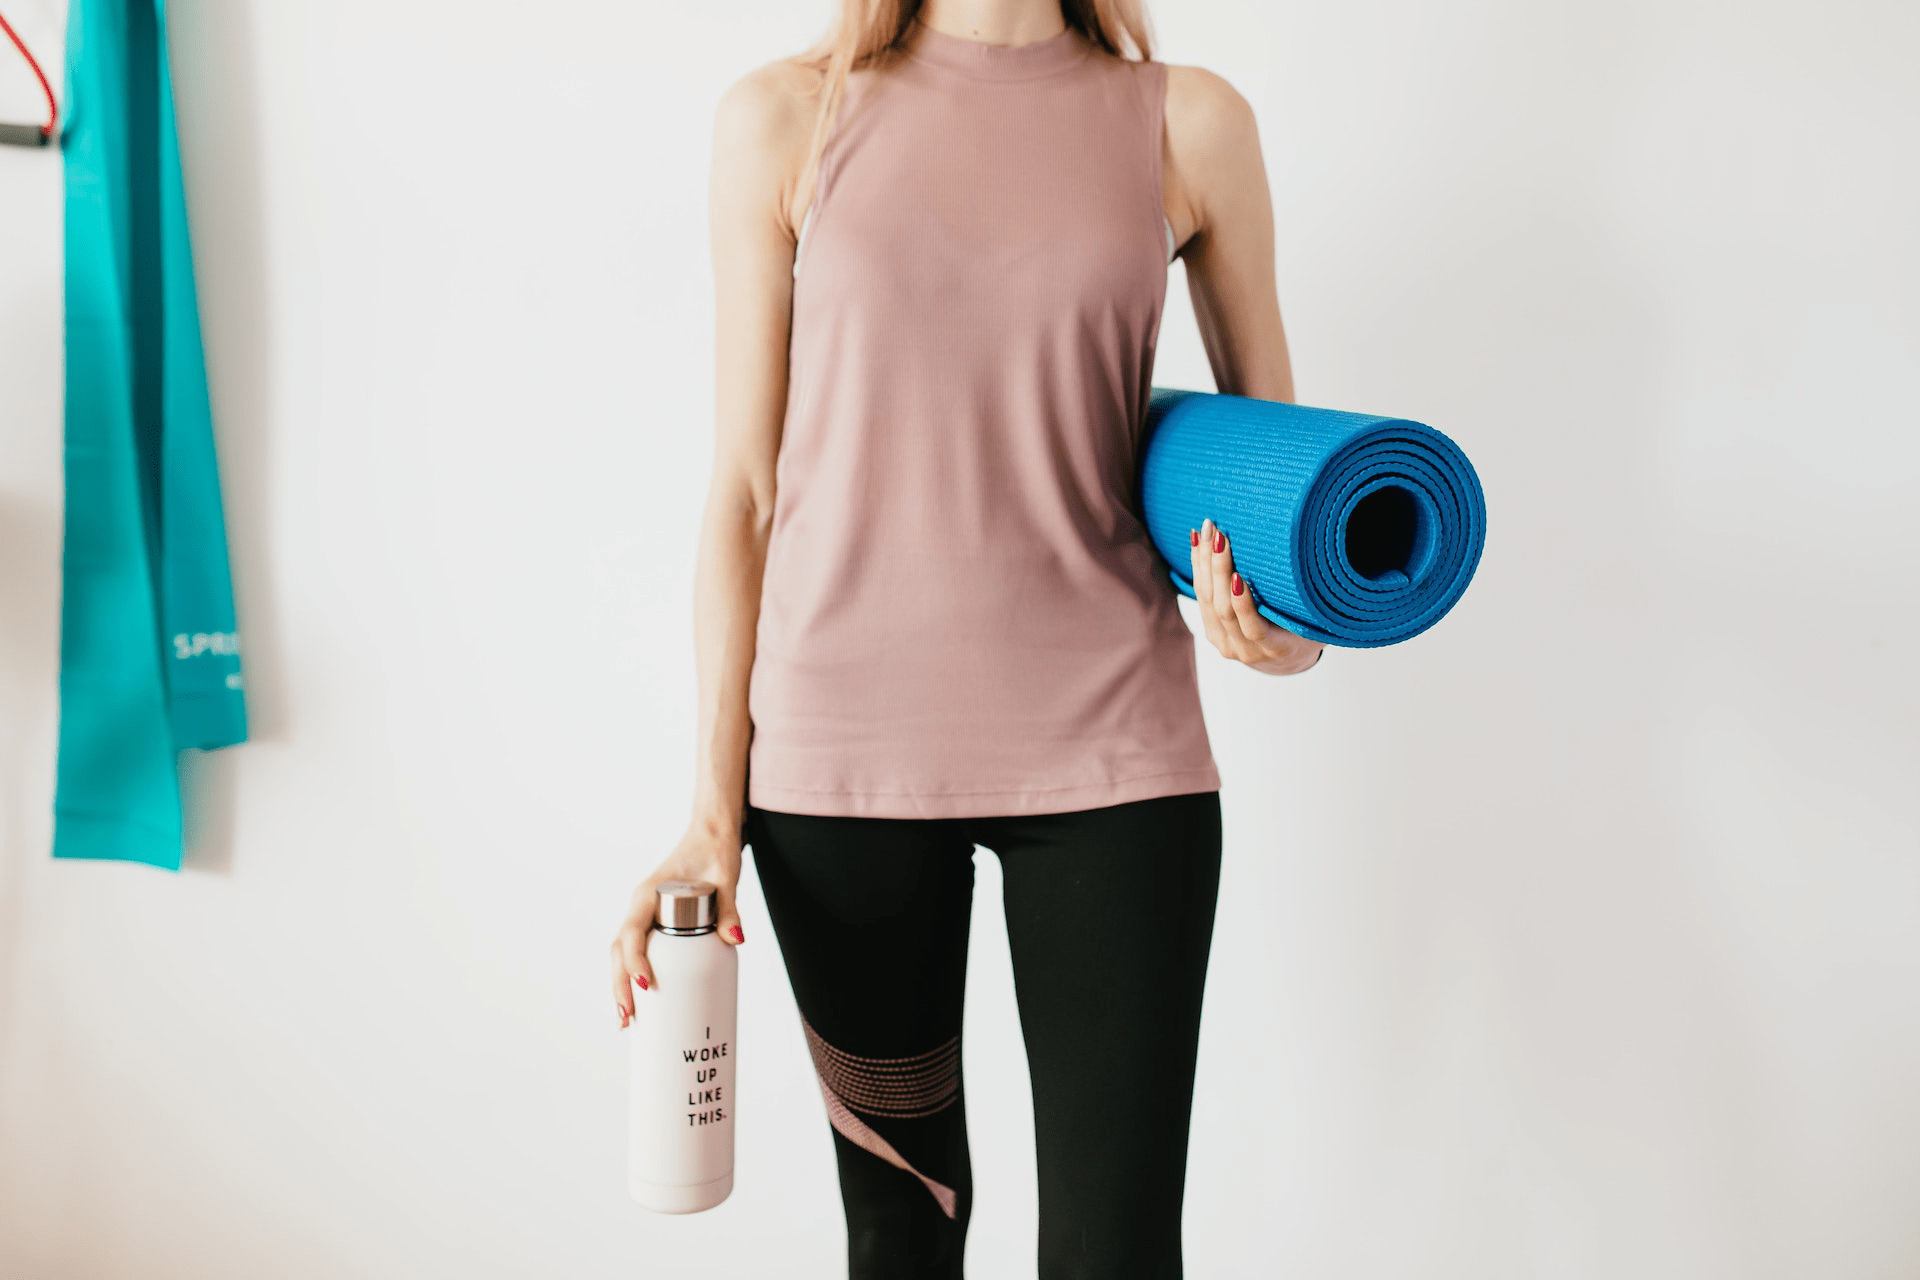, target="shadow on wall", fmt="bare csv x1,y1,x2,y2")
1198,173,1798,1267
0,0,68,1115
0,496,61,1136
169,0,276,876
1330,226,1785,1258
